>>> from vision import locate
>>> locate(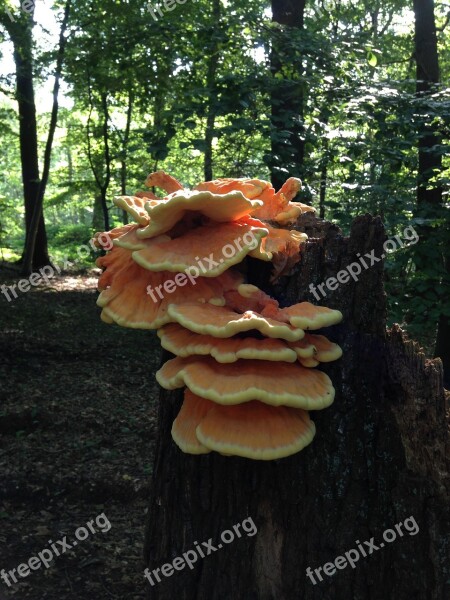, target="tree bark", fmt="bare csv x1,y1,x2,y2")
144,213,449,600
269,0,306,190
